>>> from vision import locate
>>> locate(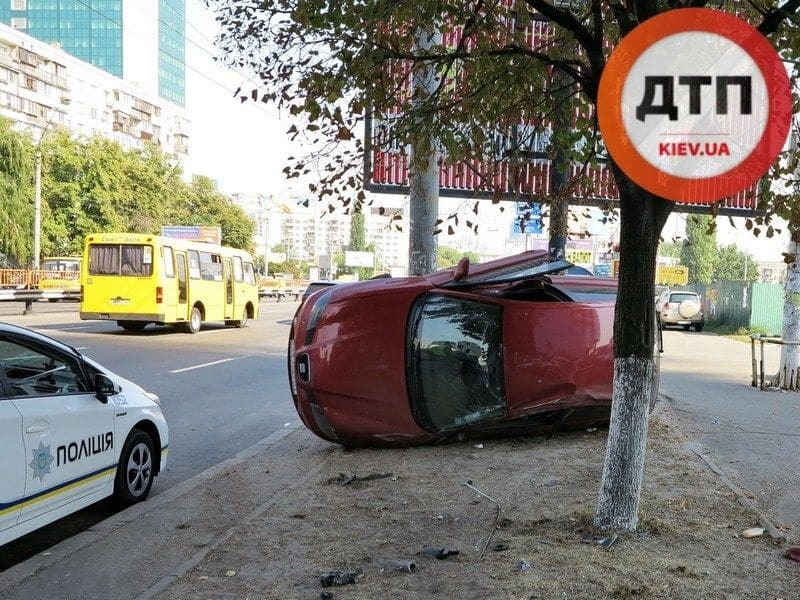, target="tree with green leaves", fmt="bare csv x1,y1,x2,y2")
437,246,480,269
714,245,758,282
0,118,34,265
211,0,800,530
680,216,717,285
